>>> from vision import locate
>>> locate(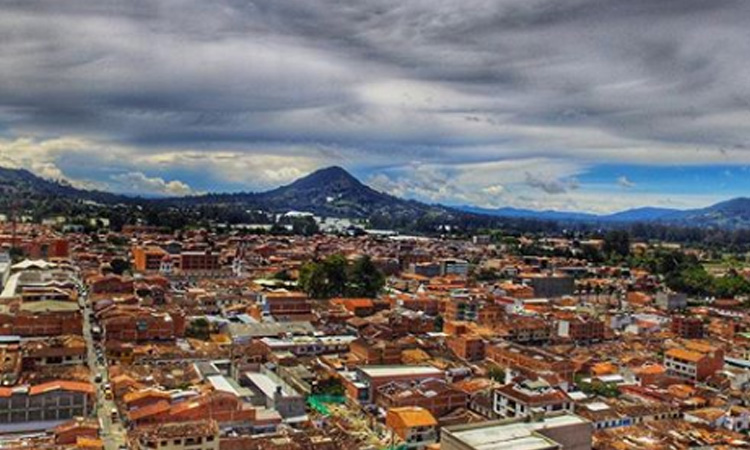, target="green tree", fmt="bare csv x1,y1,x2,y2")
299,262,331,299
488,366,506,383
323,254,348,298
272,269,292,281
348,255,385,298
110,257,131,276
603,230,630,259
186,317,211,340
291,216,319,236
433,315,444,332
